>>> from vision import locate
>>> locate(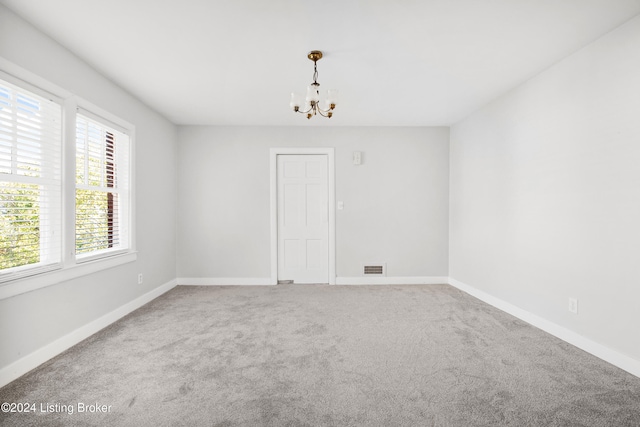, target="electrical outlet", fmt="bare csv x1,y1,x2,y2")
137,273,143,285
568,297,578,314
